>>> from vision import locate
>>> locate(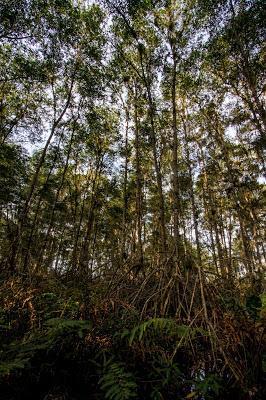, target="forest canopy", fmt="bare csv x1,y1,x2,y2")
0,1,265,399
